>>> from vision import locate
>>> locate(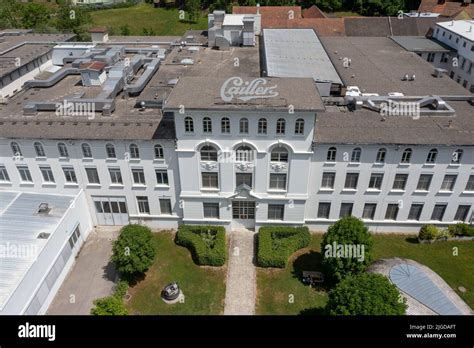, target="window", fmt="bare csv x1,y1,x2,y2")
351,148,361,162
185,116,194,133
58,143,68,158
258,118,267,134
452,149,463,164
270,147,288,162
416,174,432,191
295,119,304,135
407,204,423,221
18,166,32,182
236,173,252,188
68,225,81,249
154,144,164,159
132,168,146,185
40,166,55,183
200,145,218,161
235,145,253,162
34,142,45,157
368,173,383,190
129,144,140,159
321,172,335,189
339,203,353,218
203,203,220,219
239,118,249,134
137,196,150,214
106,143,116,158
427,52,435,62
202,172,218,188
465,175,474,191
11,142,22,157
393,174,408,190
0,166,10,182
108,168,122,184
431,204,447,221
276,118,286,134
426,149,437,164
155,169,169,185
269,173,287,190
317,202,331,219
362,203,377,220
62,167,77,183
221,117,230,134
159,199,172,215
203,117,212,133
85,168,100,184
376,148,386,163
327,147,336,162
401,148,412,164
454,205,470,222
268,204,284,220
344,173,359,190
440,174,457,191
81,143,92,158
385,204,399,220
